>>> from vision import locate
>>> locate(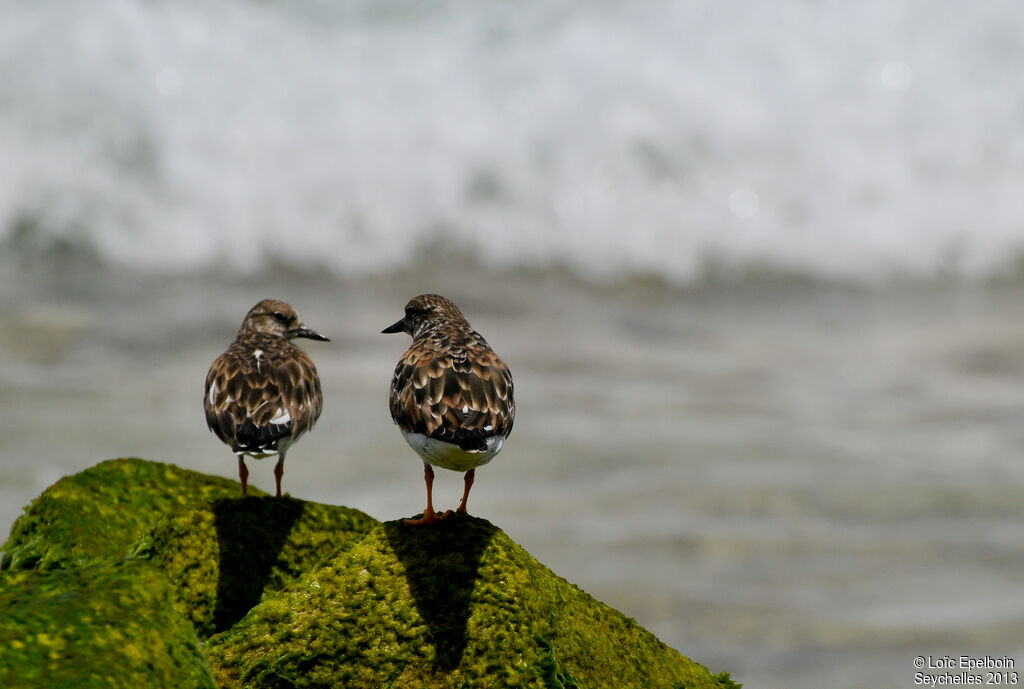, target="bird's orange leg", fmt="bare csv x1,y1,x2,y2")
456,469,475,515
404,464,441,525
273,456,285,497
238,456,249,496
